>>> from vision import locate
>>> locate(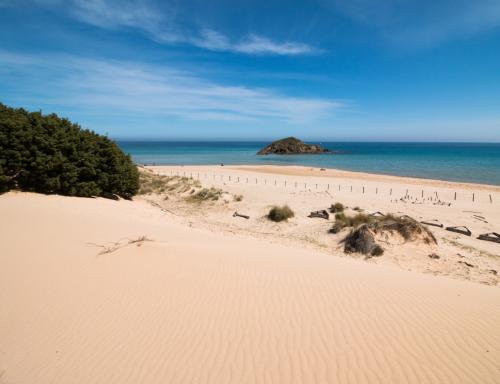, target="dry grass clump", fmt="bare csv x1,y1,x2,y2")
339,212,437,257
234,194,243,202
329,213,373,234
330,212,435,244
268,205,294,222
371,214,436,244
187,187,223,202
371,244,384,256
343,226,385,257
139,170,201,195
329,202,344,213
